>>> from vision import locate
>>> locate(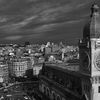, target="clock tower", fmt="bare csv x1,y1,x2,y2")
79,3,100,100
